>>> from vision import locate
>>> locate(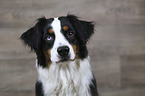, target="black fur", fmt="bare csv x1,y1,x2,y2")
21,17,47,51
35,81,44,96
67,15,94,59
90,75,99,96
67,15,94,44
20,17,54,67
